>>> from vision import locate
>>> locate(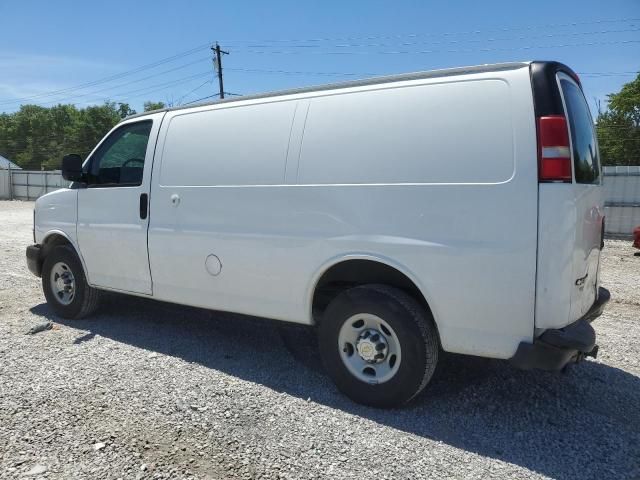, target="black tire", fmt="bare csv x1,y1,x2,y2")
279,324,324,373
318,284,438,408
42,245,101,319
